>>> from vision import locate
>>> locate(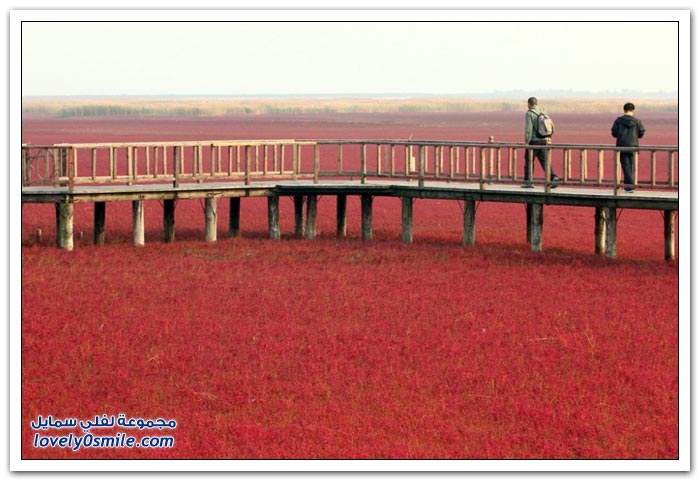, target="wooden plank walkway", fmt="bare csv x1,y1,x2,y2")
22,179,678,259
21,138,679,259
